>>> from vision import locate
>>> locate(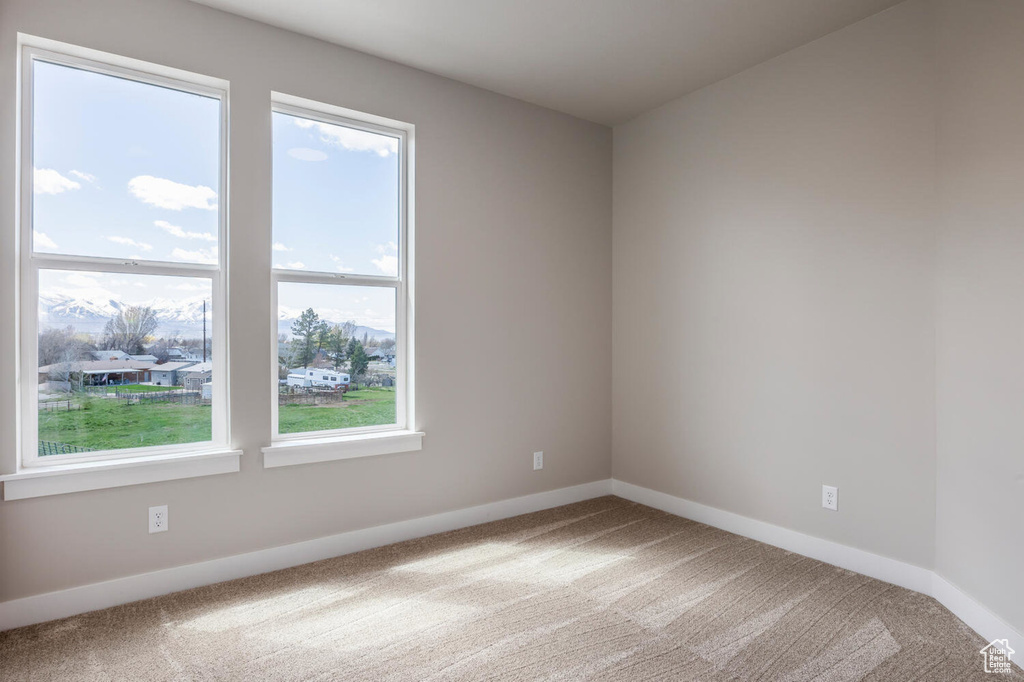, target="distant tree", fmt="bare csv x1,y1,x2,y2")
38,326,88,366
102,306,158,355
277,334,291,379
149,336,182,363
379,337,396,352
345,336,359,358
313,319,331,360
347,339,369,384
343,321,357,337
290,308,320,369
39,326,90,389
326,324,348,369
